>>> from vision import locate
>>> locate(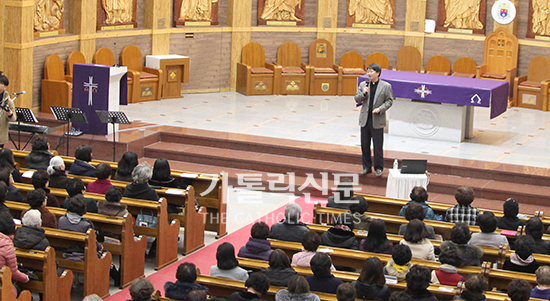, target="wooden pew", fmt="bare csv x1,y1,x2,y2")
16,246,73,301
7,200,146,287
0,266,32,301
